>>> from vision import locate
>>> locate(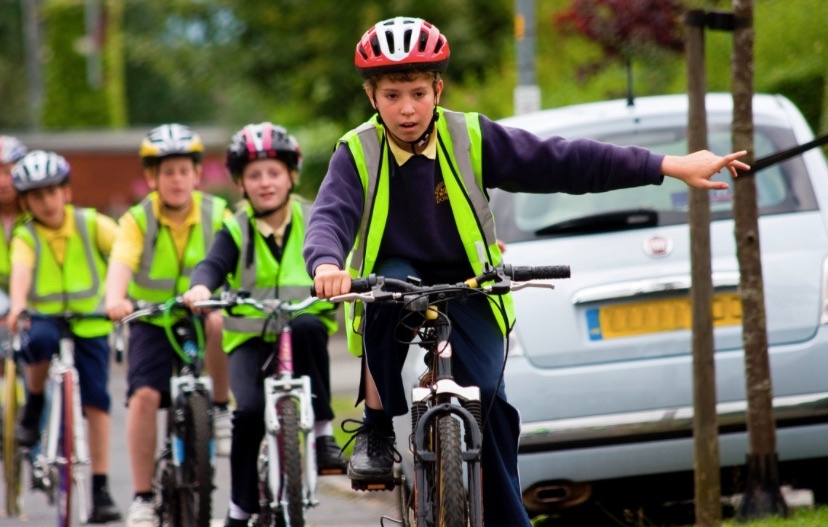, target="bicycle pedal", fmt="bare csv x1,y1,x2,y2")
318,466,347,476
350,478,395,492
